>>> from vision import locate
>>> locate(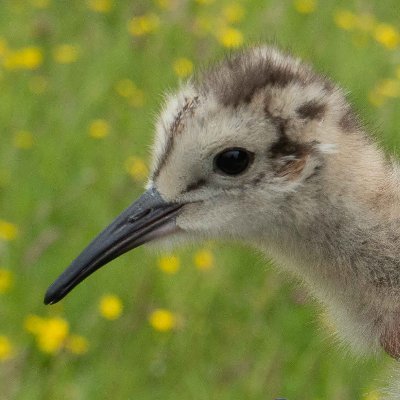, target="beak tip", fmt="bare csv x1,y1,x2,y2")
43,287,60,305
